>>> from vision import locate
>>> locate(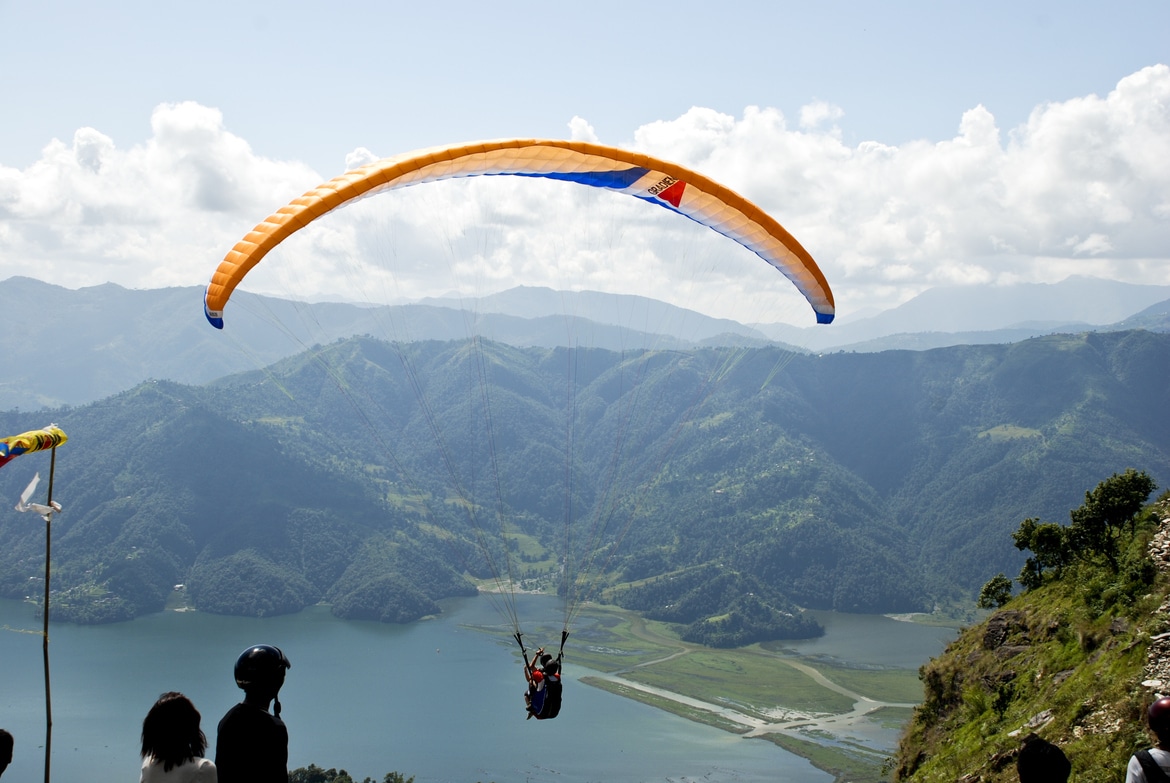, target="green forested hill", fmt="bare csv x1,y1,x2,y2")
0,380,474,623
799,331,1170,599
0,330,1166,636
